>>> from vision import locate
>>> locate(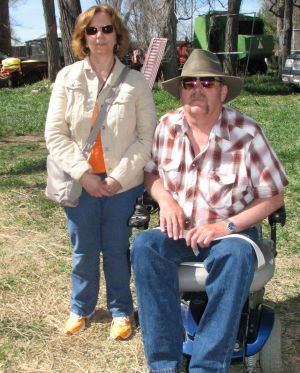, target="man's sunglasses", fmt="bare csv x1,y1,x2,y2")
181,77,223,90
85,24,114,35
